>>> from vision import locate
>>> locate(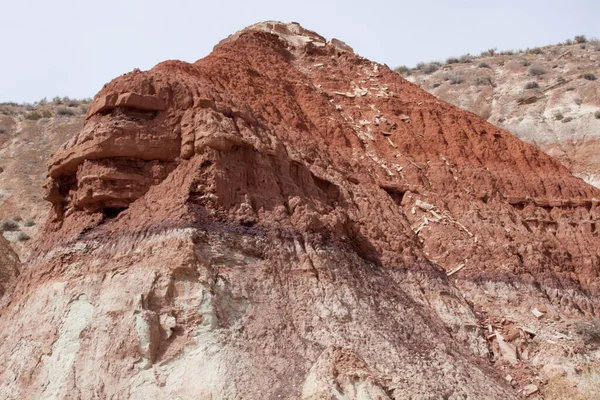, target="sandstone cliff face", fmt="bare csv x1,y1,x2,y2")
406,41,600,188
1,22,599,399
